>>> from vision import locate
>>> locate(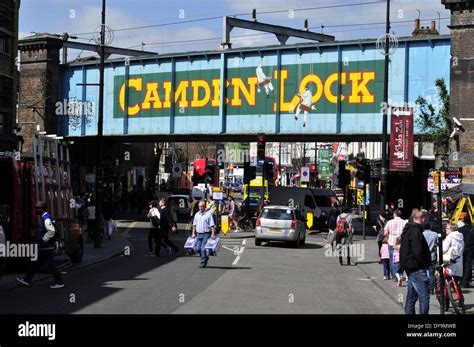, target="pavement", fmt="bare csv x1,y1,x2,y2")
0,221,133,292
354,234,474,315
